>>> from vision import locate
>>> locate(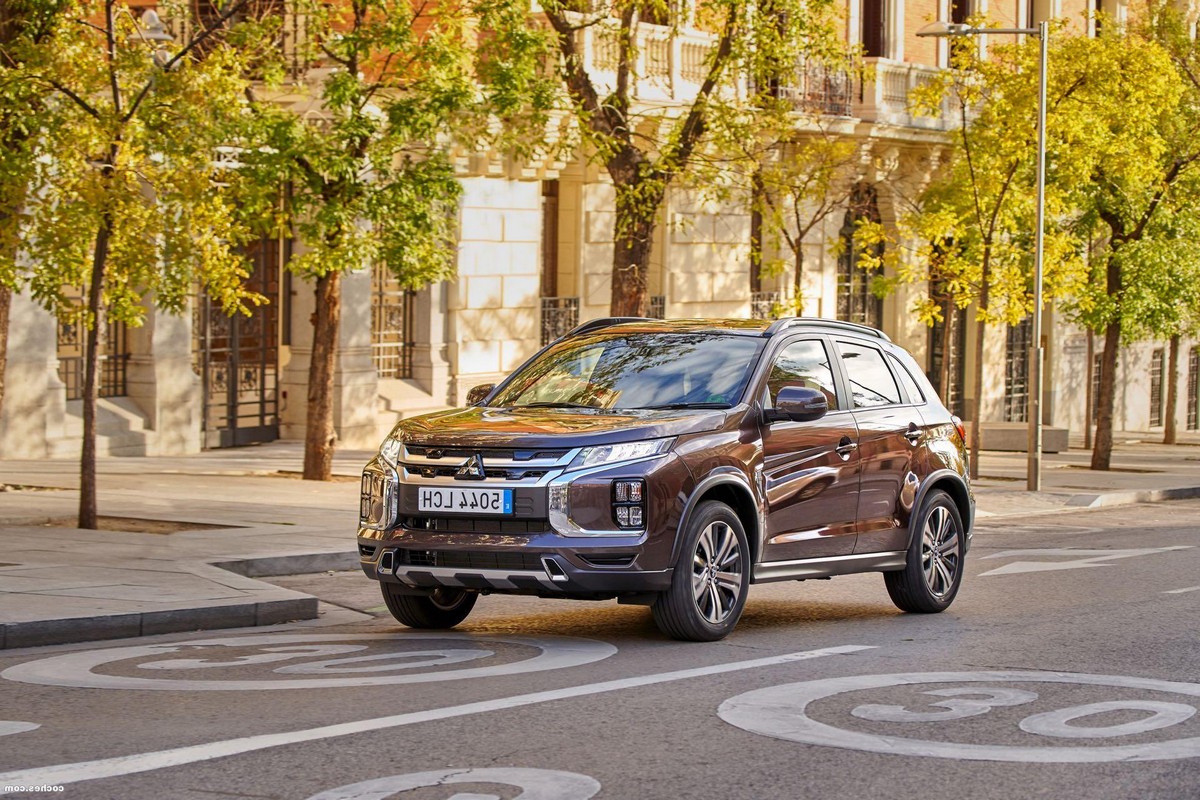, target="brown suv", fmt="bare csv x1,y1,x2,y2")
358,317,973,641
